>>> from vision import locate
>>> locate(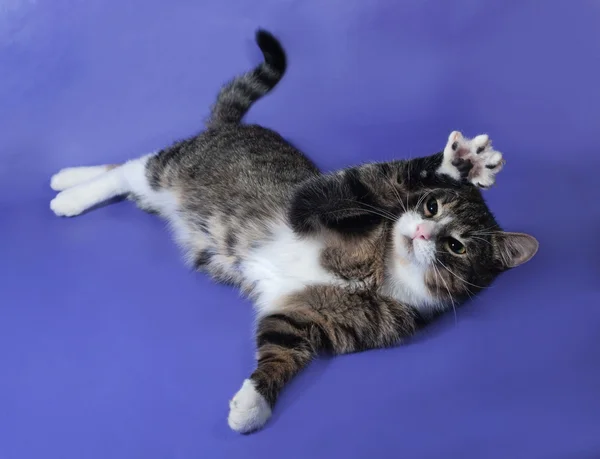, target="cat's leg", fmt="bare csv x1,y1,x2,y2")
50,165,120,191
437,131,505,188
288,130,505,237
50,154,155,217
289,167,394,236
227,286,419,433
